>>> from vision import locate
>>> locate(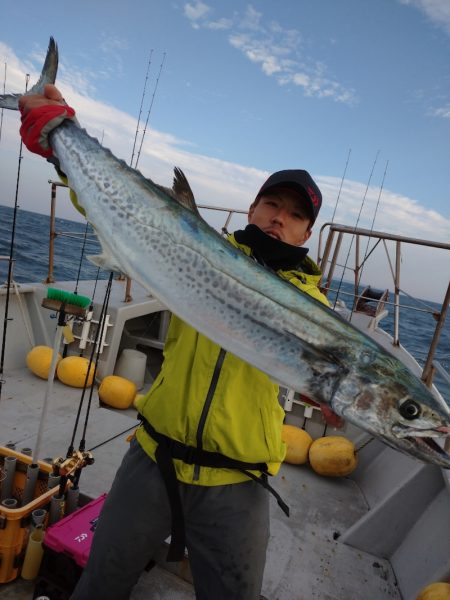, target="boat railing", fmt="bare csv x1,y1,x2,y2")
45,180,248,286
317,222,450,390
